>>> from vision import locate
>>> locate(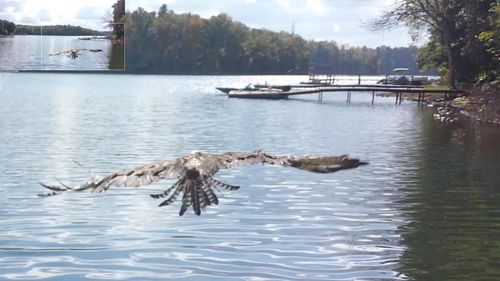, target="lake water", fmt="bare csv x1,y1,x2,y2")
0,35,124,71
1,73,500,280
